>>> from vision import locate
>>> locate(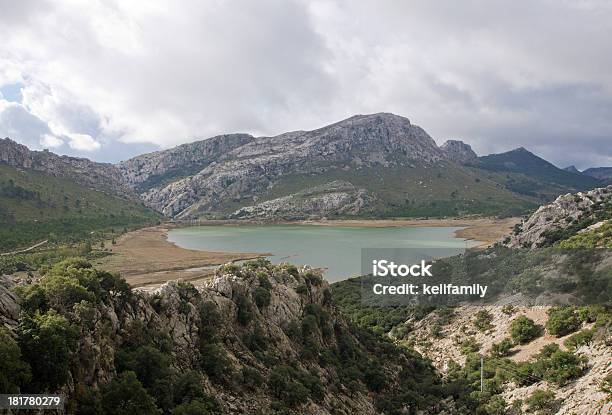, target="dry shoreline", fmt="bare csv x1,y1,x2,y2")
102,217,519,289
